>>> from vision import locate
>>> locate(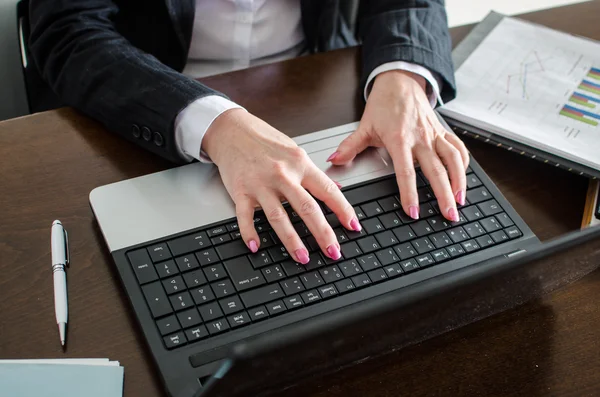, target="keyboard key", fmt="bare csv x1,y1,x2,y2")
325,213,341,229
203,263,228,282
392,225,416,242
156,315,180,336
177,308,202,328
383,263,404,277
155,260,179,279
219,296,244,315
379,196,401,212
216,239,249,261
168,232,211,256
361,201,384,217
375,248,400,266
269,246,290,262
249,251,273,269
196,248,220,266
379,212,402,229
496,212,515,228
367,268,388,282
142,282,172,318
400,259,420,273
505,226,522,239
207,318,229,335
461,240,480,253
351,273,372,288
362,218,385,234
480,217,502,233
254,223,271,233
320,265,344,283
231,231,242,239
207,226,227,237
462,205,484,222
175,254,200,273
164,332,186,349
227,311,251,328
318,284,339,298
340,241,362,258
183,269,207,288
170,292,194,312
397,210,416,224
335,279,356,293
248,306,269,321
478,200,503,216
345,228,367,240
240,283,284,307
466,174,482,189
464,222,486,238
354,206,366,220
416,173,427,188
375,230,399,247
315,252,335,267
357,236,381,253
163,276,185,295
300,271,324,289
262,264,286,283
301,289,322,304
420,203,436,218
411,237,435,254
476,235,495,248
394,243,417,260
293,222,311,238
185,325,209,342
446,244,465,258
447,227,469,243
417,187,434,203
226,222,239,232
429,232,452,248
285,207,301,222
198,302,223,322
148,243,171,263
211,234,231,245
431,249,450,262
344,178,398,206
253,212,267,224
128,249,159,285
333,228,349,244
339,259,363,277
490,230,509,243
281,260,306,276
411,220,433,237
266,300,287,315
283,295,304,310
190,286,216,305
357,254,381,271
224,256,265,291
467,187,492,204
415,254,435,267
211,279,236,298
